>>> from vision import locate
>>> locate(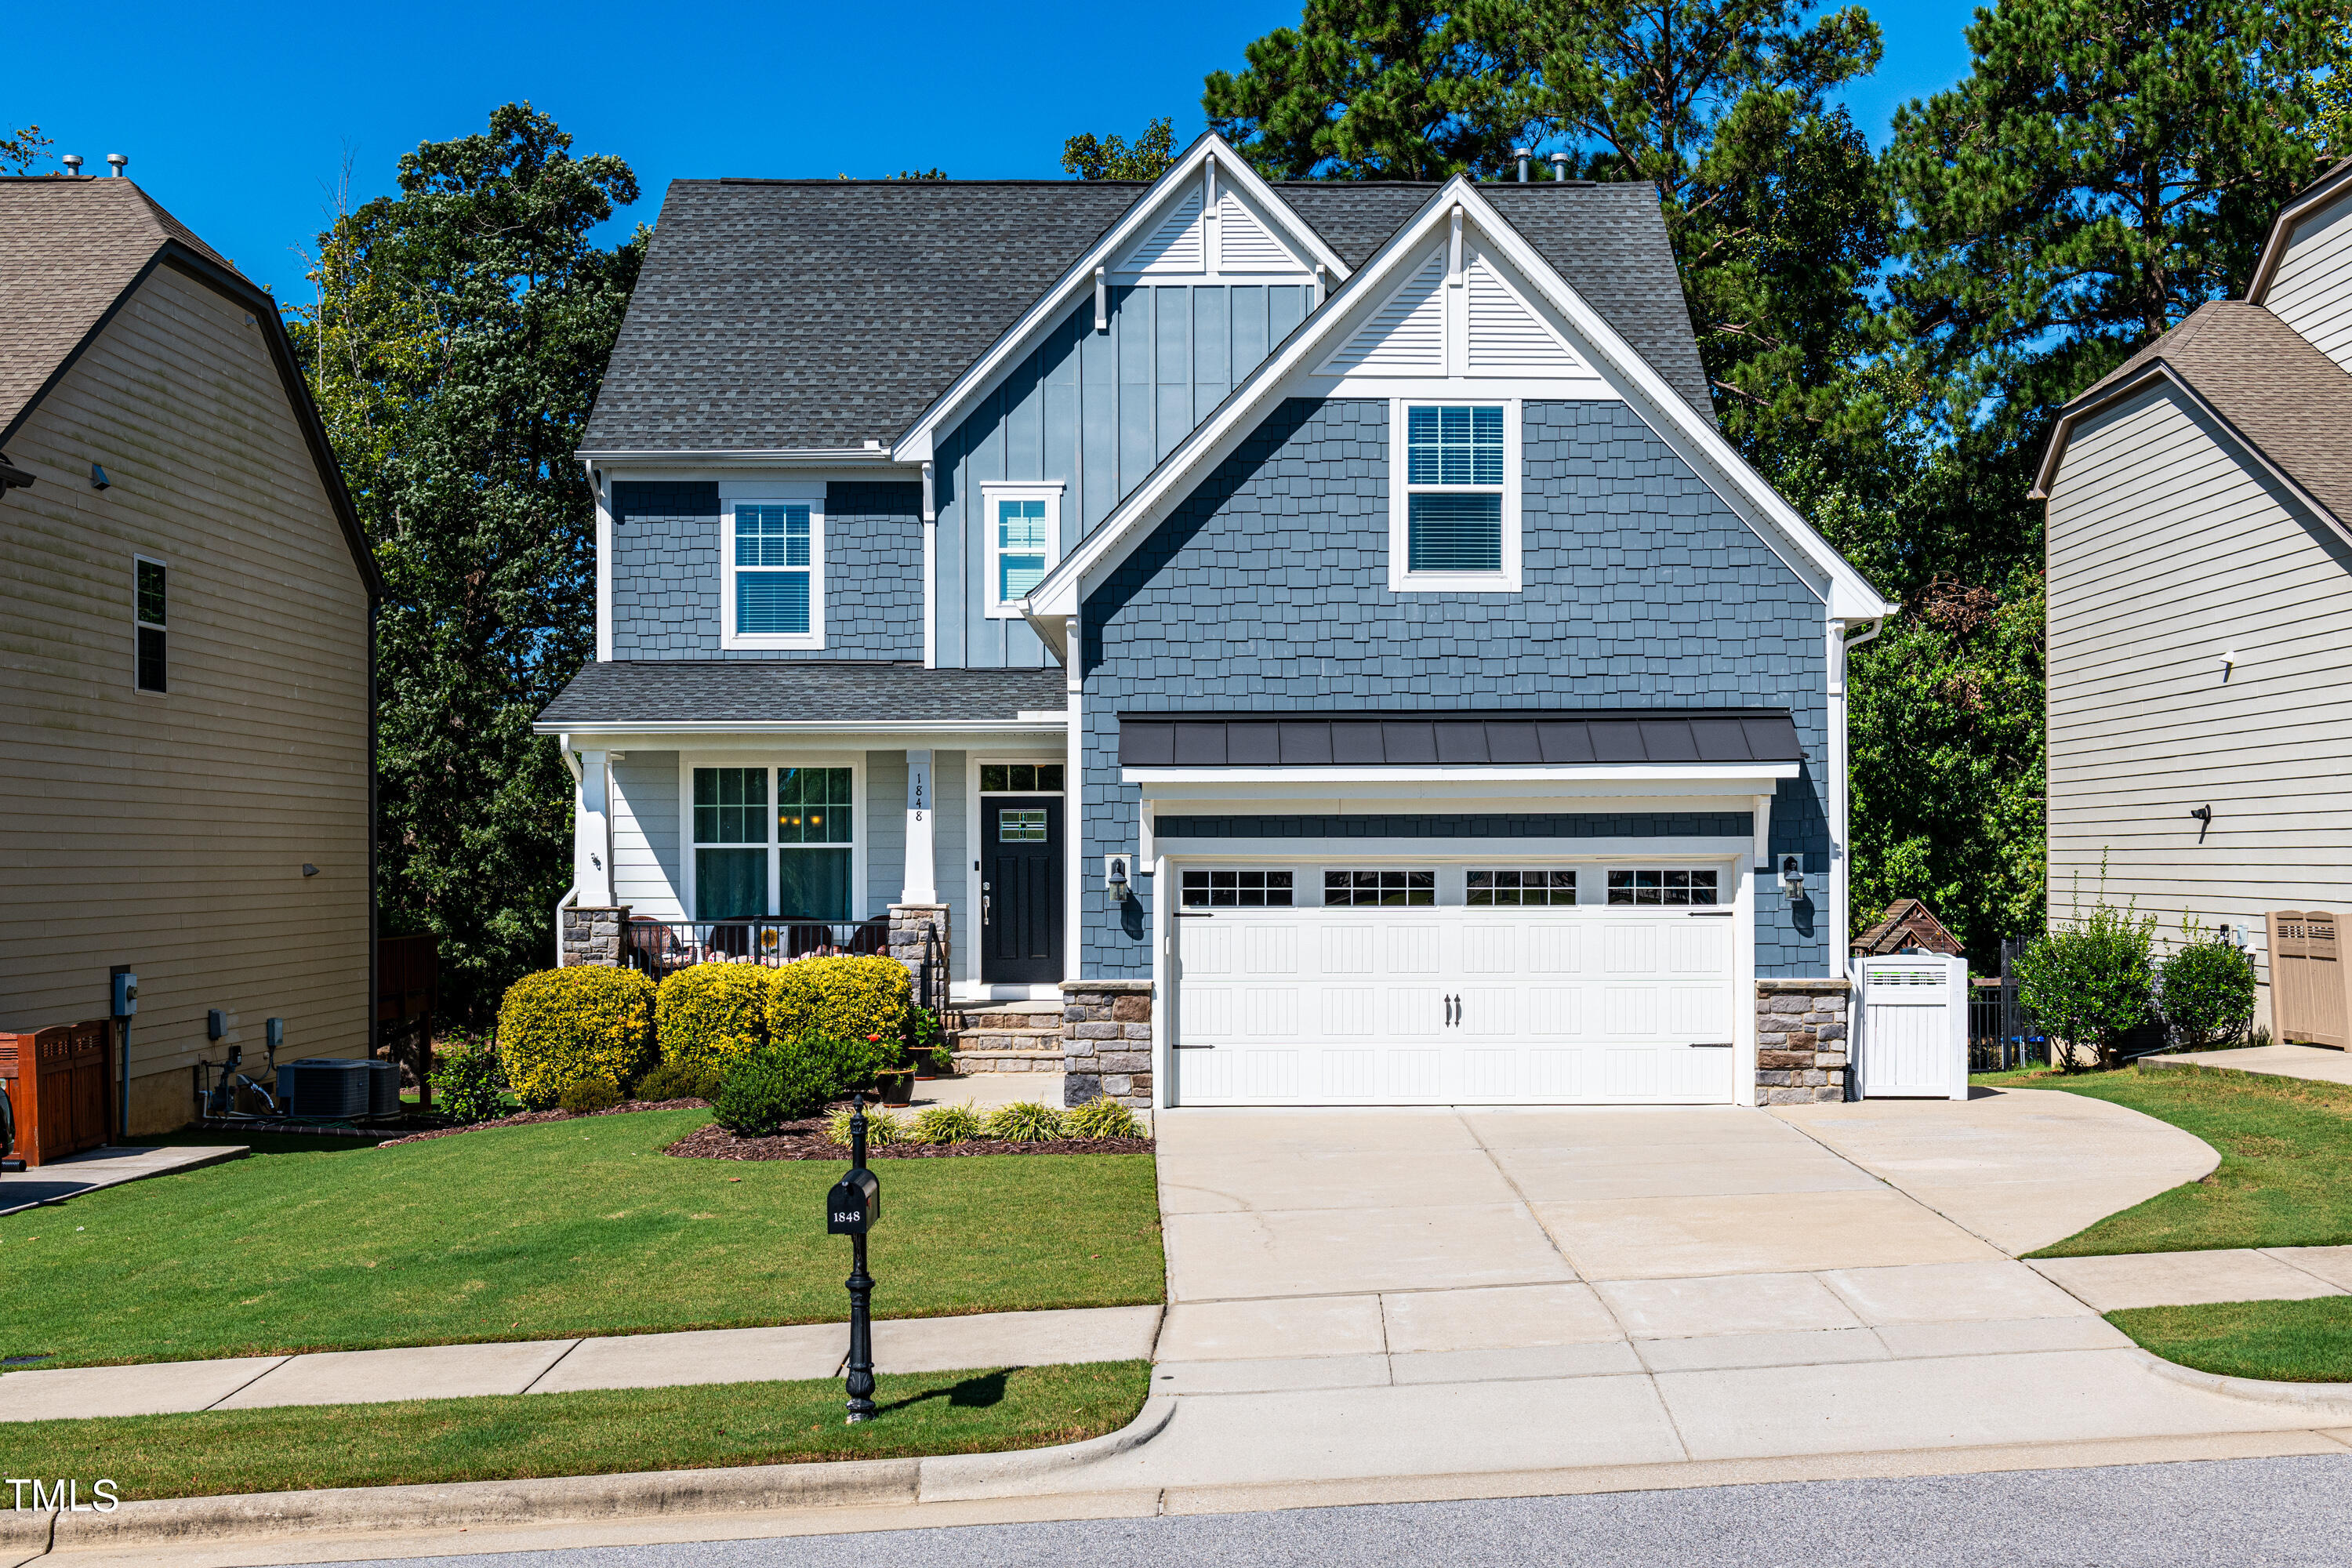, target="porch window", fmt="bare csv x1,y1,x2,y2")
689,765,855,921
1607,868,1718,906
1324,869,1435,907
777,766,853,920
